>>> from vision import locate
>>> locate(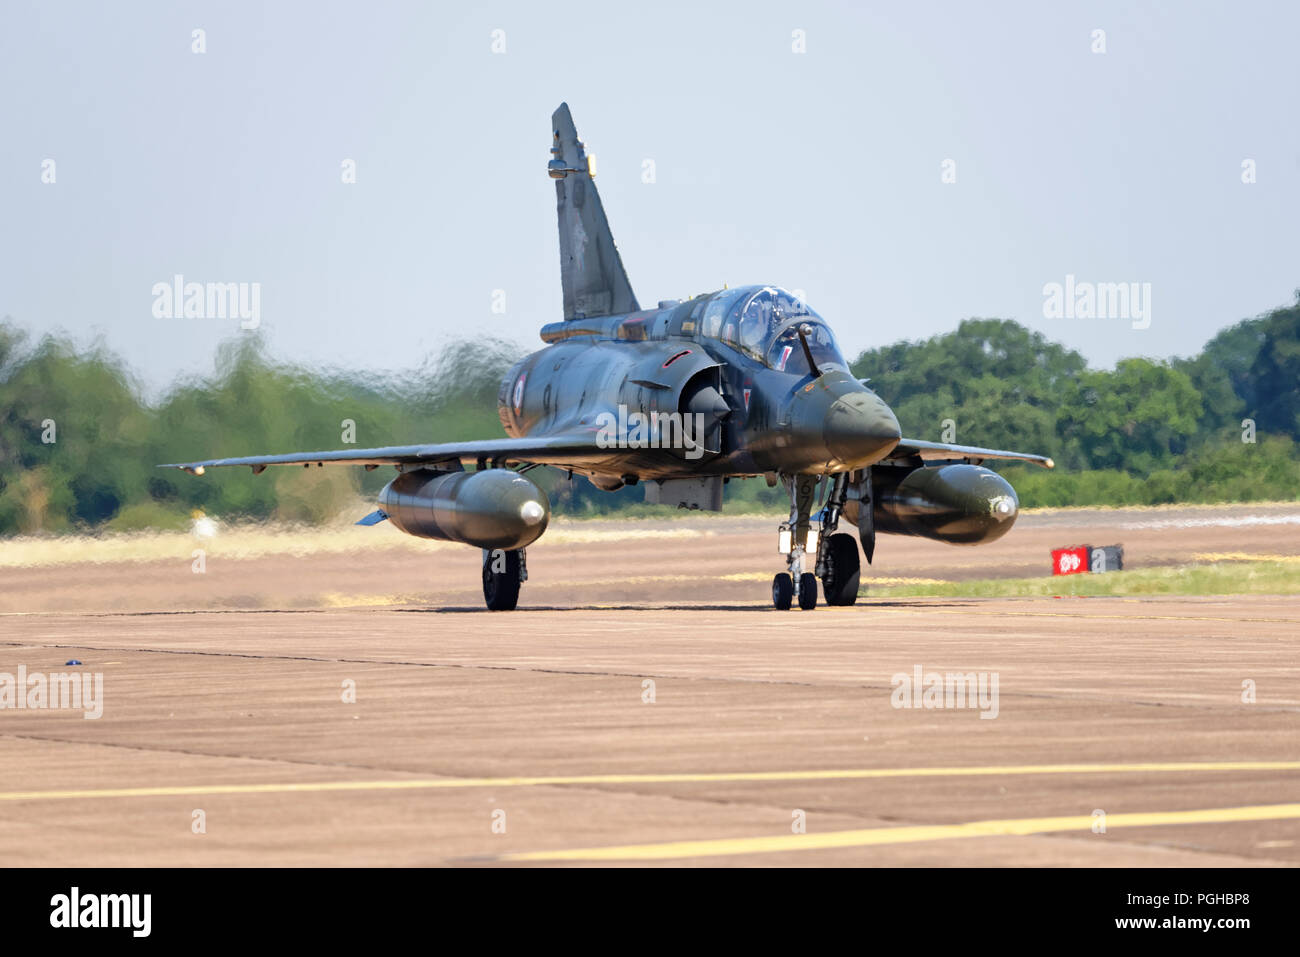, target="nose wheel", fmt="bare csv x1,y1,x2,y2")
771,473,860,609
771,474,825,610
772,571,819,610
772,573,793,610
797,572,818,610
